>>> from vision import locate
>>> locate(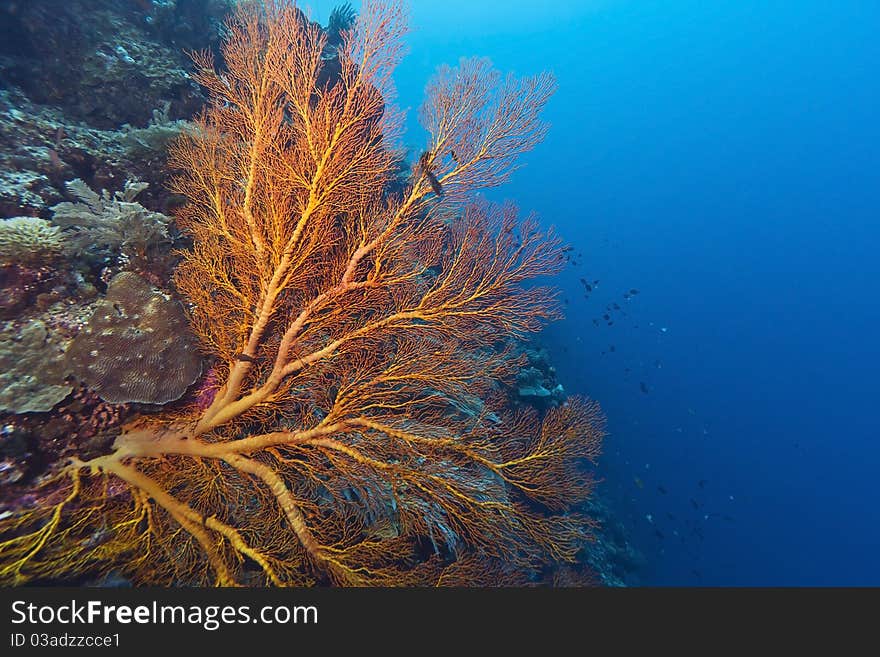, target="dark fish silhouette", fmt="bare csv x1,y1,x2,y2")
640,382,649,394
690,498,700,510
657,485,667,495
427,172,443,196
417,151,444,197
629,288,640,295
654,529,665,540
698,479,707,489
